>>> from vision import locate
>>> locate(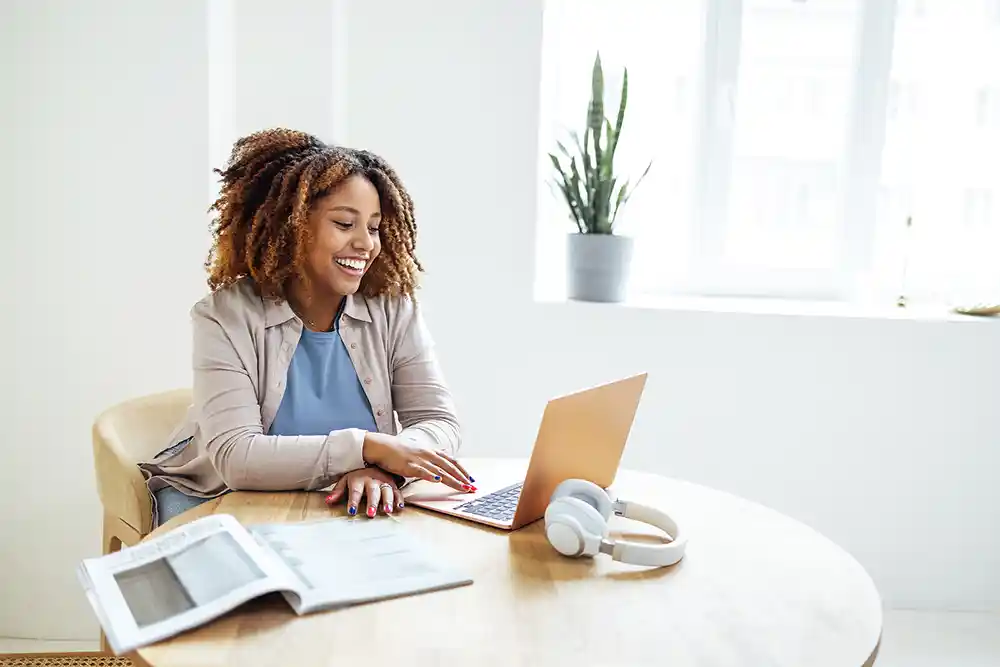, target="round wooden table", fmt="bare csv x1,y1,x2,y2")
133,458,882,667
